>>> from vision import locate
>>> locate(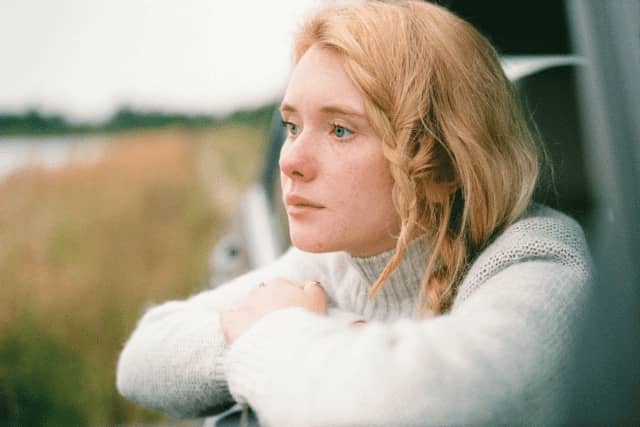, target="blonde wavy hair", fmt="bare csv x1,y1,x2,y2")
293,1,540,316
